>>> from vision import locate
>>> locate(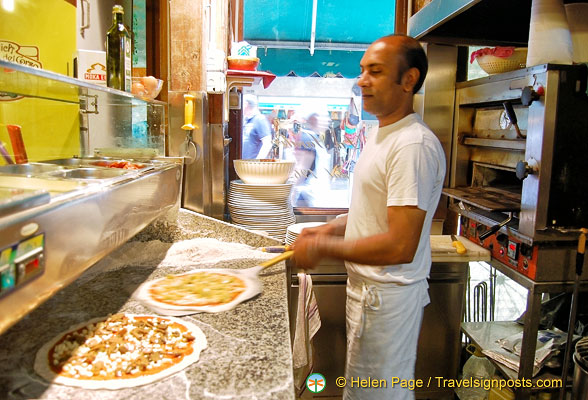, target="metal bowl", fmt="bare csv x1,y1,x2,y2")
87,160,149,169
47,167,132,180
42,157,120,166
42,158,88,167
43,157,153,170
0,163,64,176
